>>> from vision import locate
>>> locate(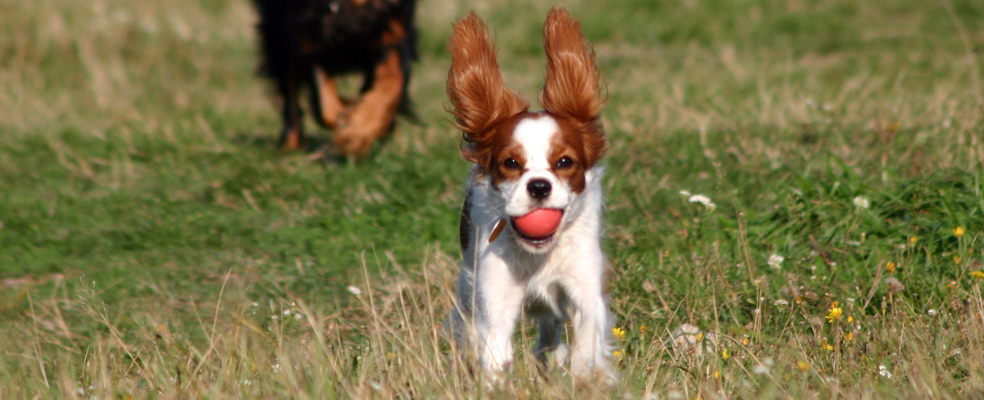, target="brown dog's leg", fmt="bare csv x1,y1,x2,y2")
313,66,345,128
333,47,404,157
278,66,305,151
